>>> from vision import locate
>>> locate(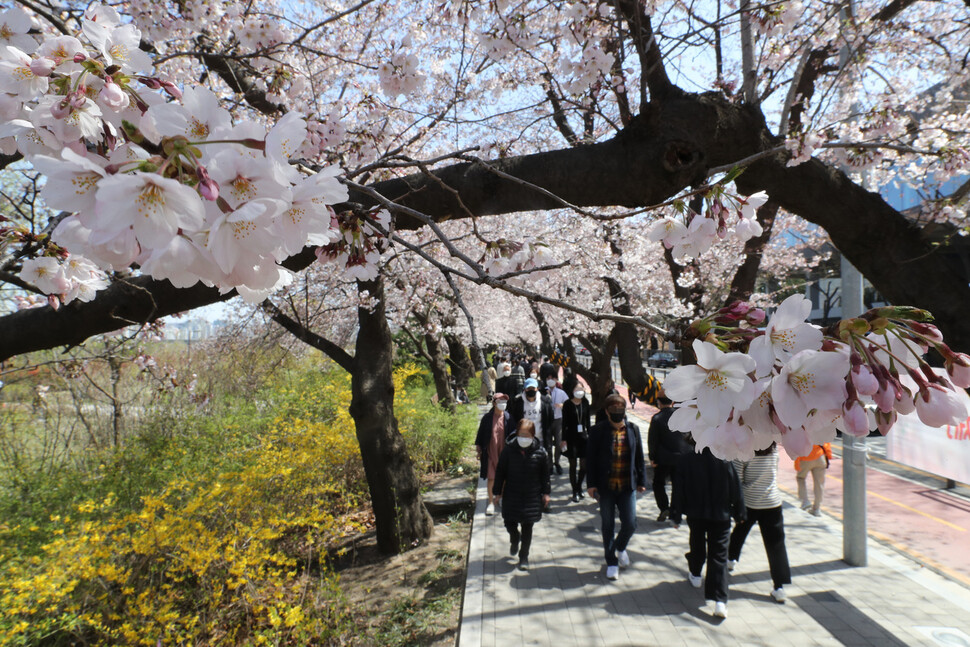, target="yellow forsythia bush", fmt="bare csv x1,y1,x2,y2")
0,369,373,646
